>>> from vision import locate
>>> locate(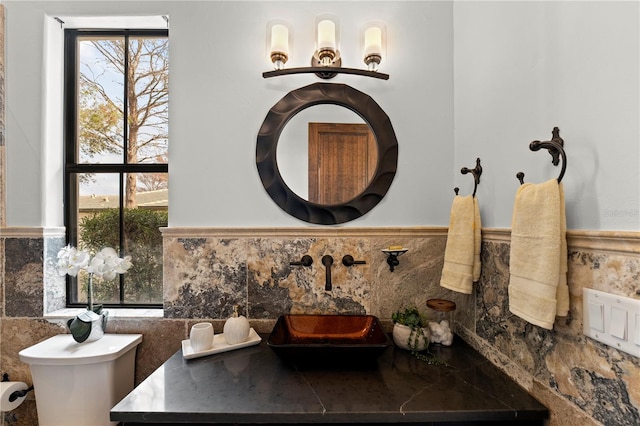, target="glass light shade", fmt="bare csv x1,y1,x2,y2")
271,24,289,55
364,26,382,57
317,19,336,50
363,25,383,71
270,24,289,70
